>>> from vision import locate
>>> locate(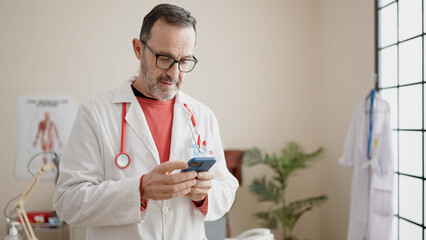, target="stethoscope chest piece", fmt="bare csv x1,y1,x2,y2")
115,152,131,169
